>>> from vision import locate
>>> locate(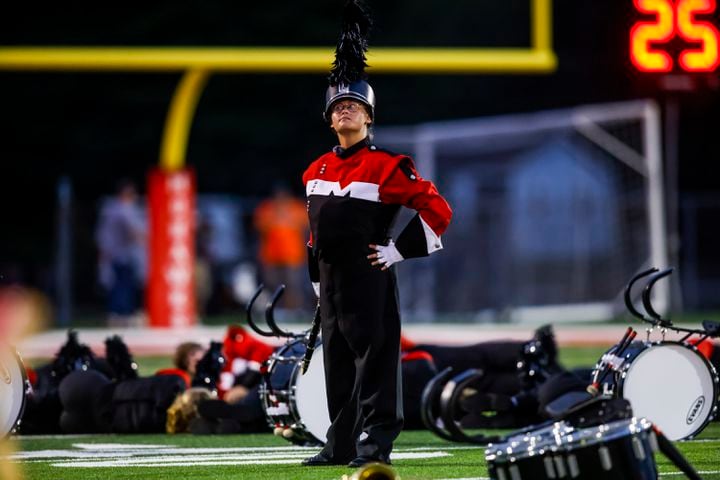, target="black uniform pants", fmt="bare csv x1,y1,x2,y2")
318,257,403,462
